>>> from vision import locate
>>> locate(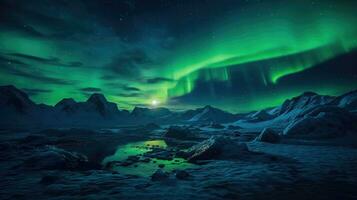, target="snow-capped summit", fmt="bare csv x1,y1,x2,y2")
182,105,238,123
278,91,334,116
